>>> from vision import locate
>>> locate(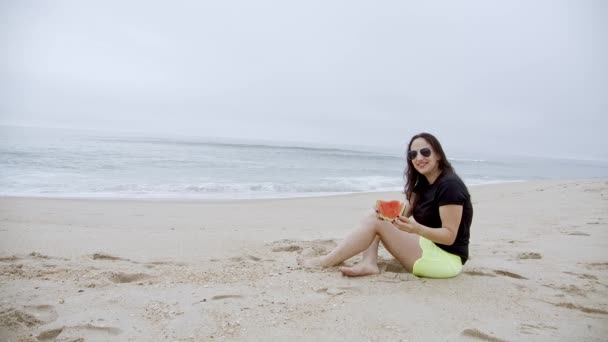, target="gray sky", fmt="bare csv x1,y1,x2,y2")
1,0,607,159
